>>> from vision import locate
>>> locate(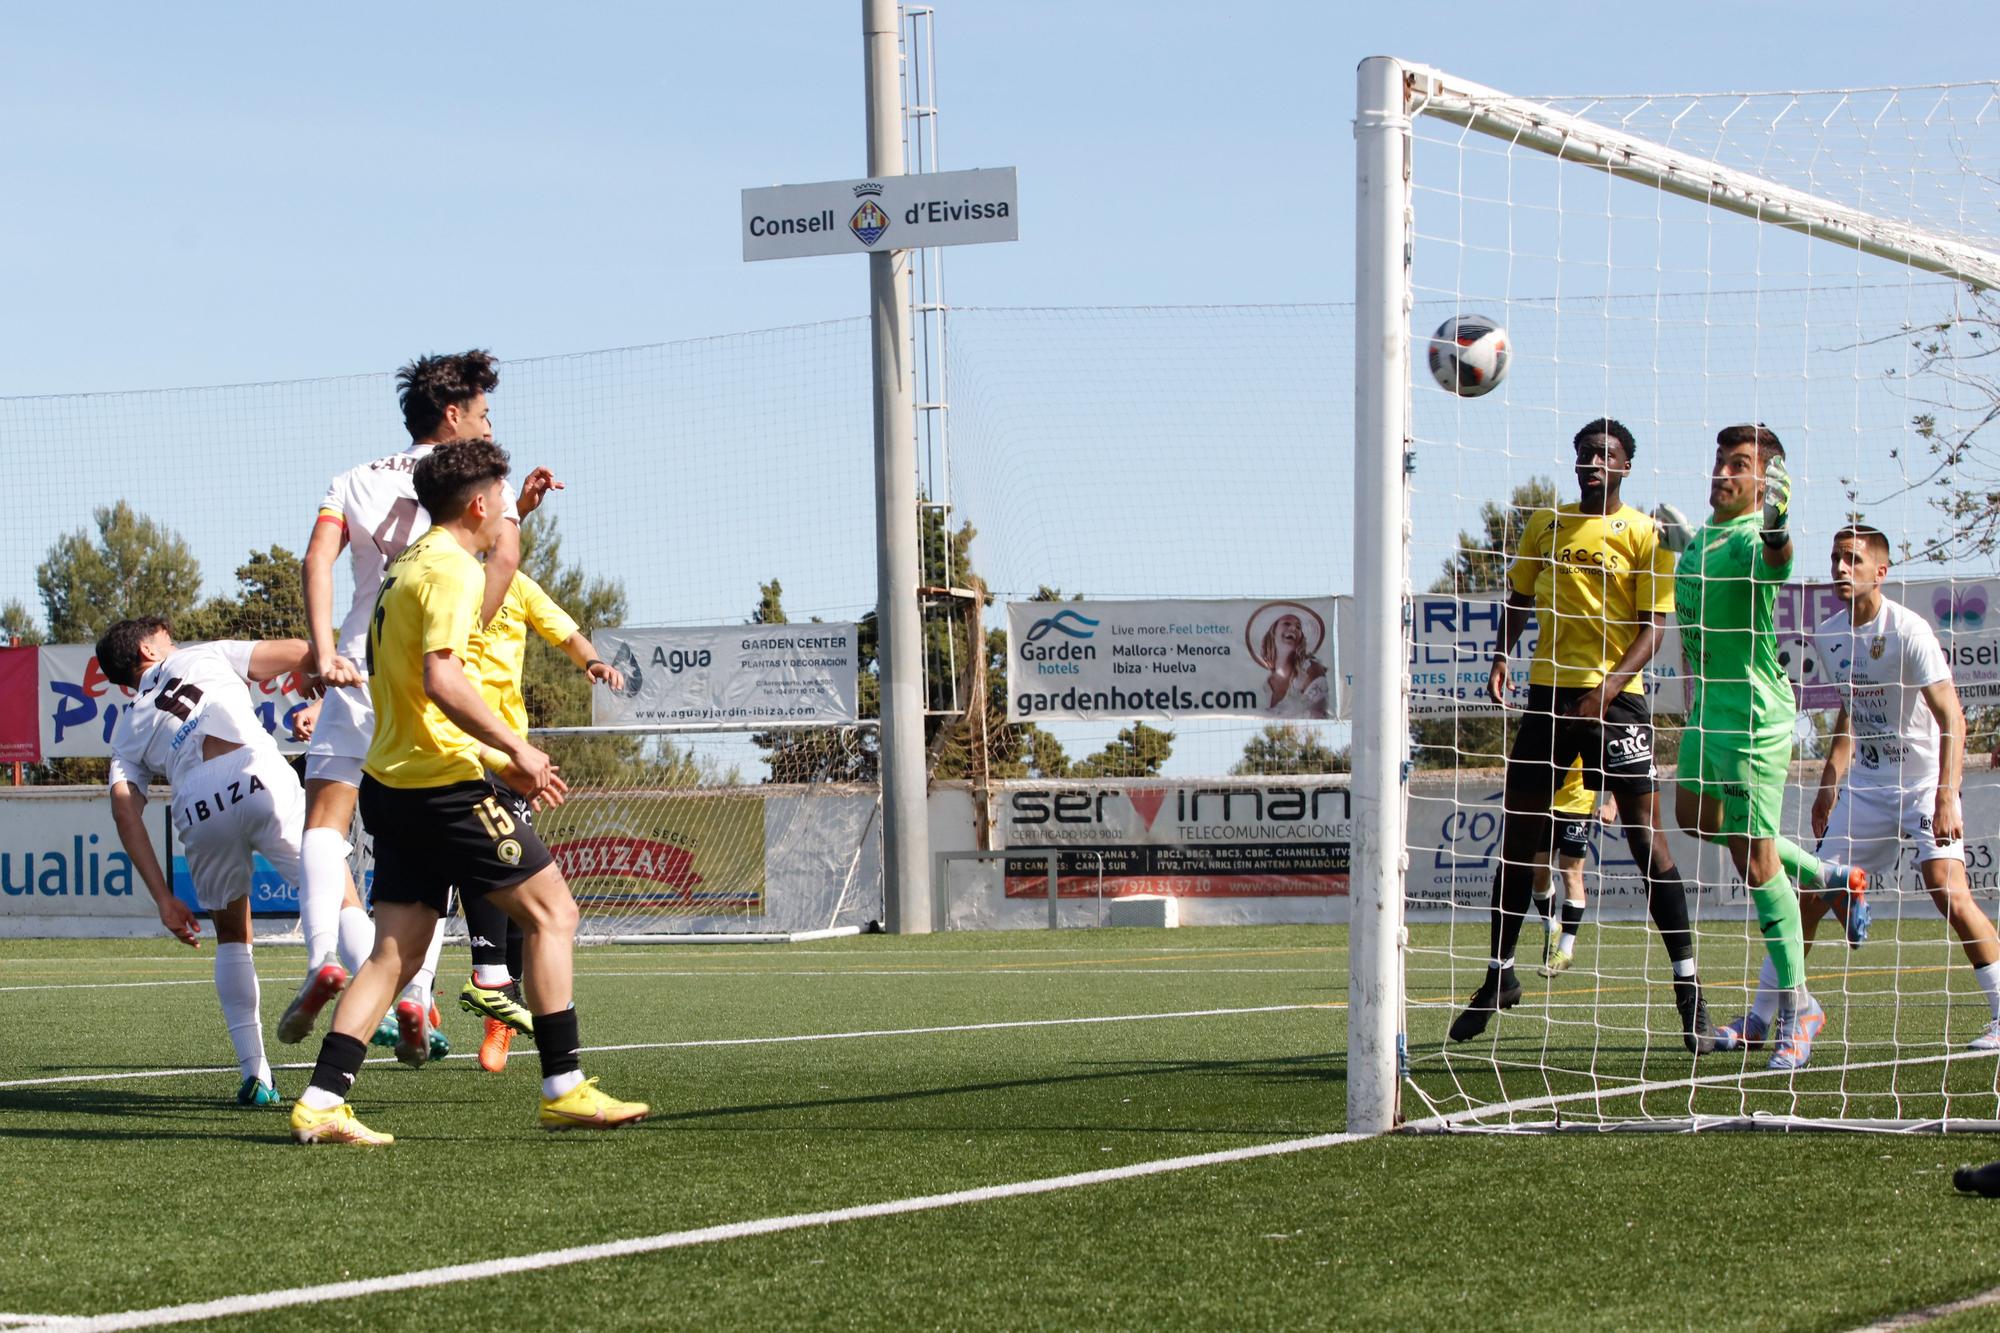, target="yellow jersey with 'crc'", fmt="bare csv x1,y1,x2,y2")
466,572,580,735
1508,501,1674,694
364,526,487,788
